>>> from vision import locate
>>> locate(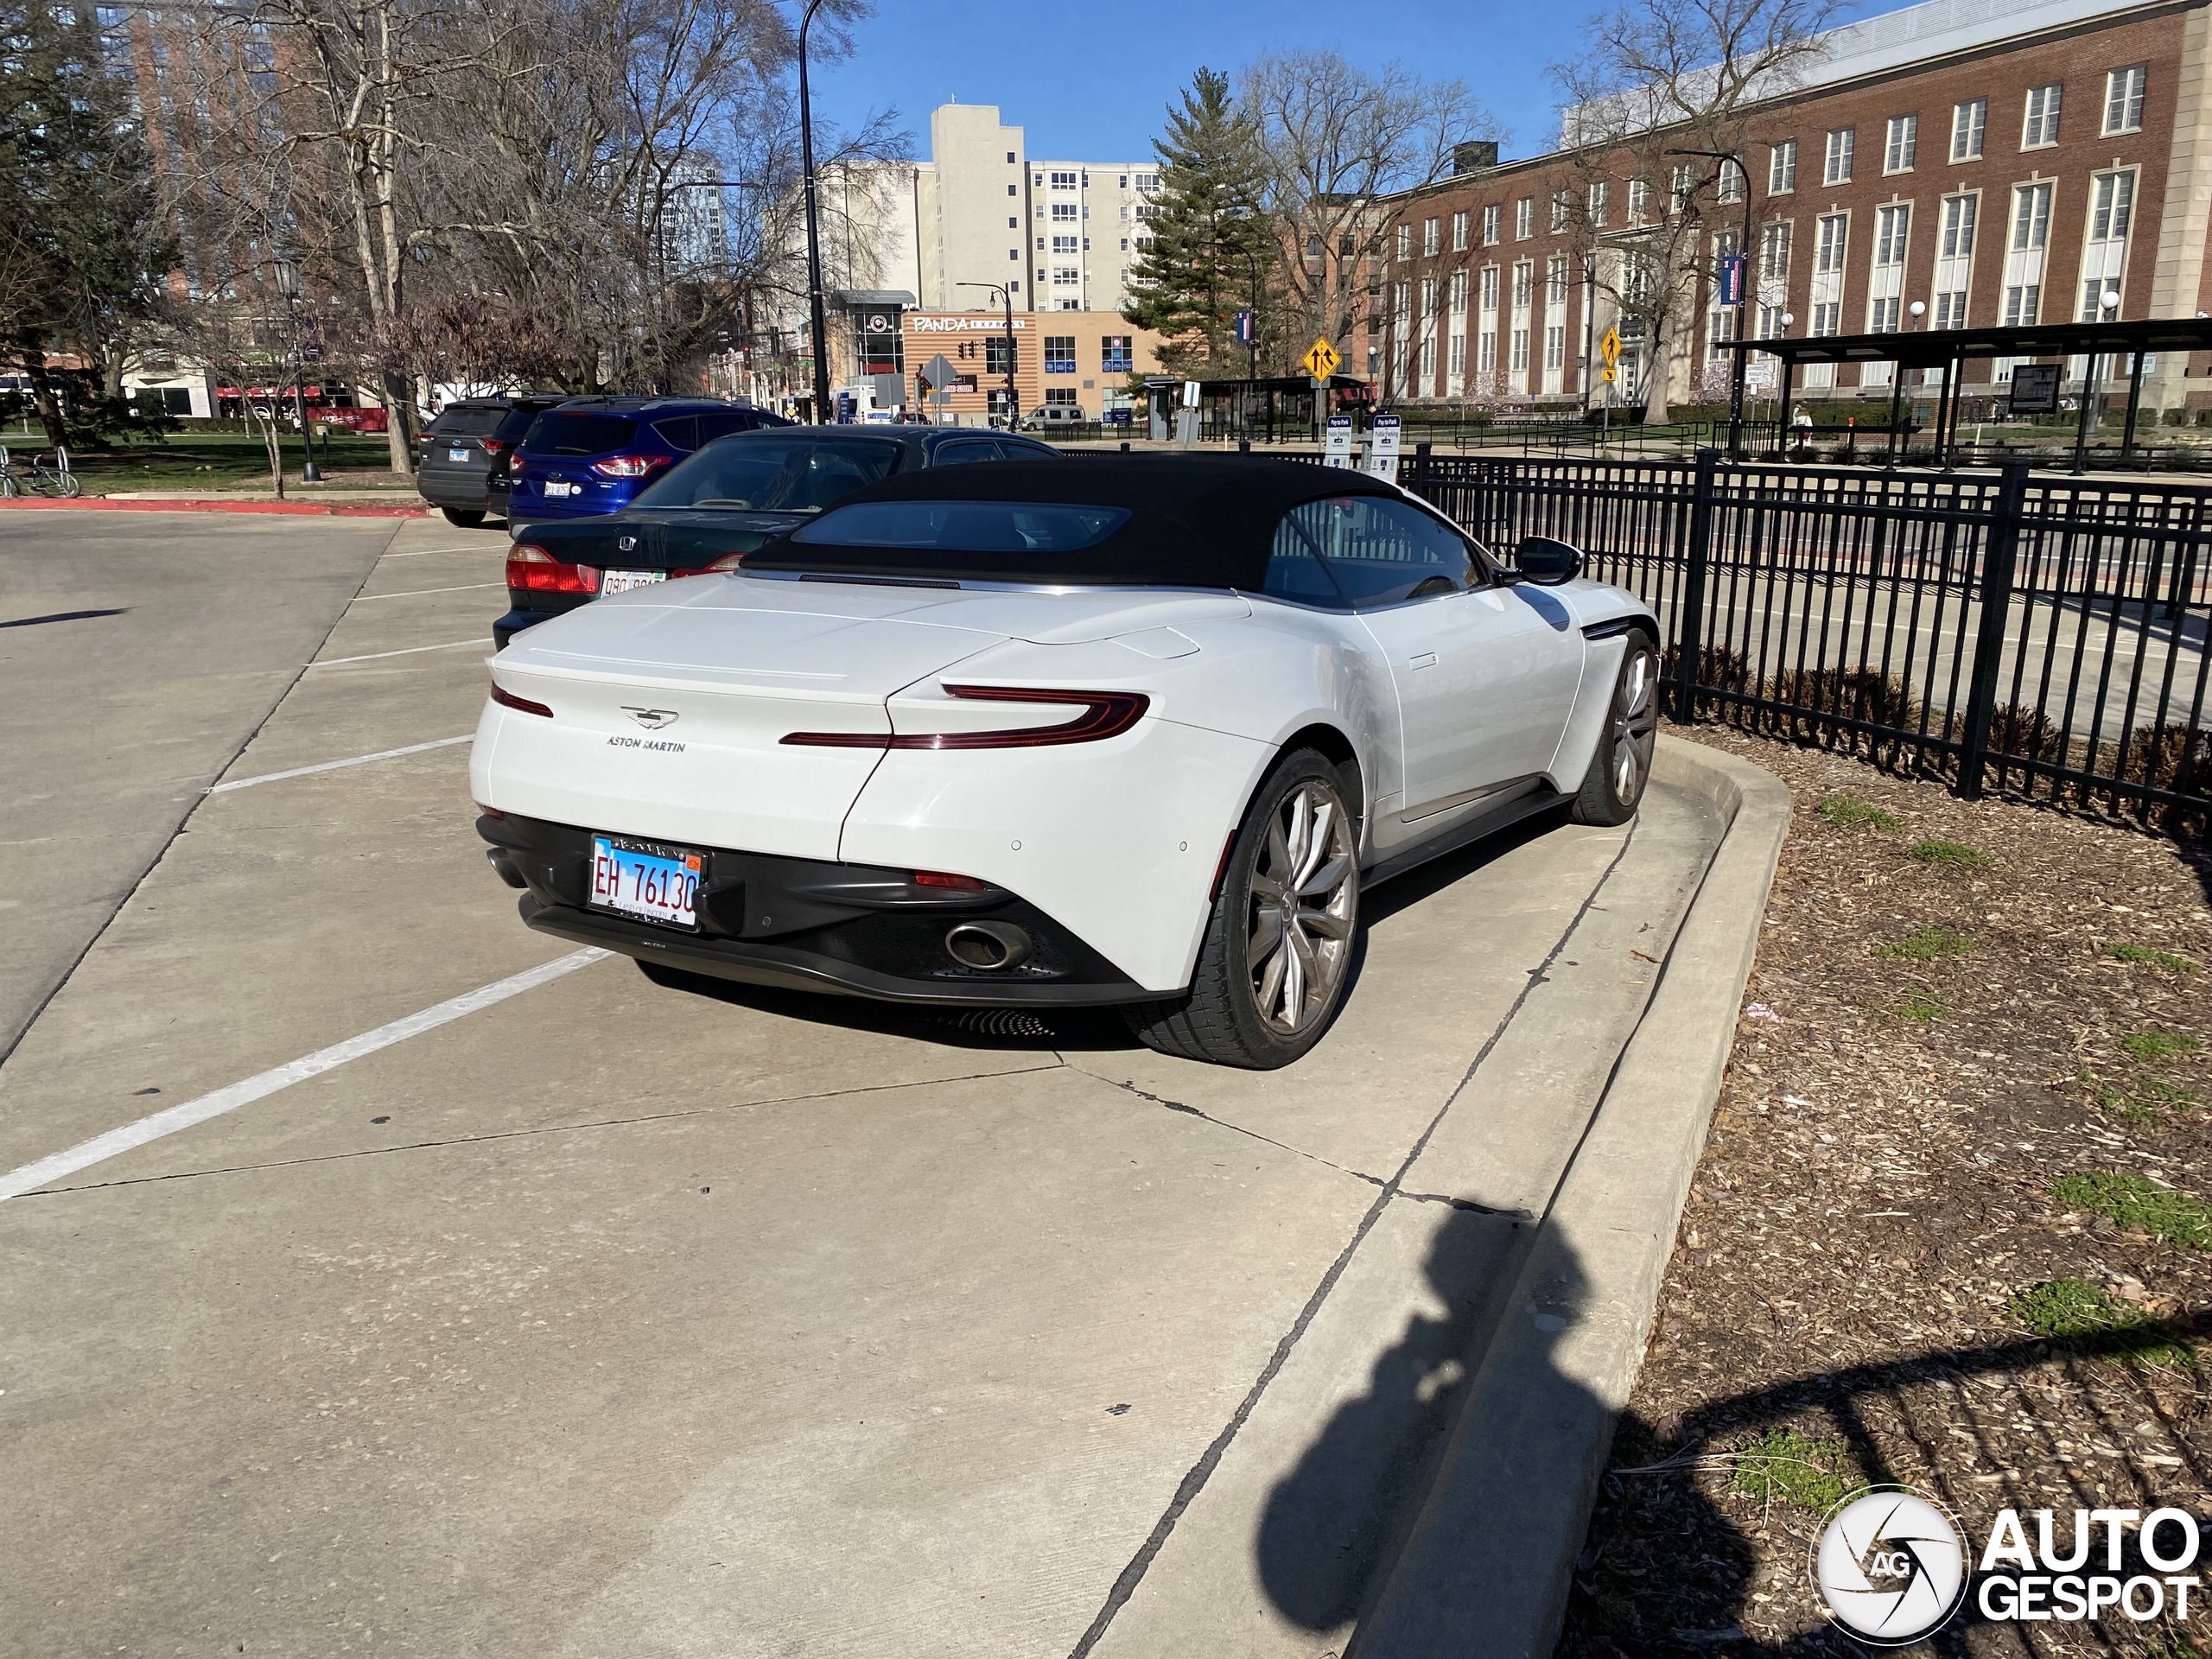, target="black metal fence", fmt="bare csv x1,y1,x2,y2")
1393,450,2209,832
